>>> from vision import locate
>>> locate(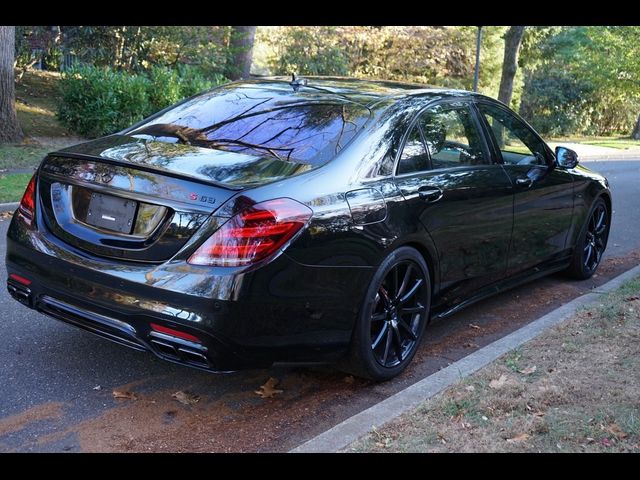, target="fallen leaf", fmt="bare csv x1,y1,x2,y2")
93,385,102,391
489,374,508,389
112,390,137,400
0,211,13,221
172,390,200,405
625,296,639,302
343,375,355,384
601,438,612,447
533,411,546,417
605,423,628,439
469,323,481,330
465,385,475,392
506,433,530,443
586,437,595,444
518,366,537,375
255,377,283,398
463,342,480,349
